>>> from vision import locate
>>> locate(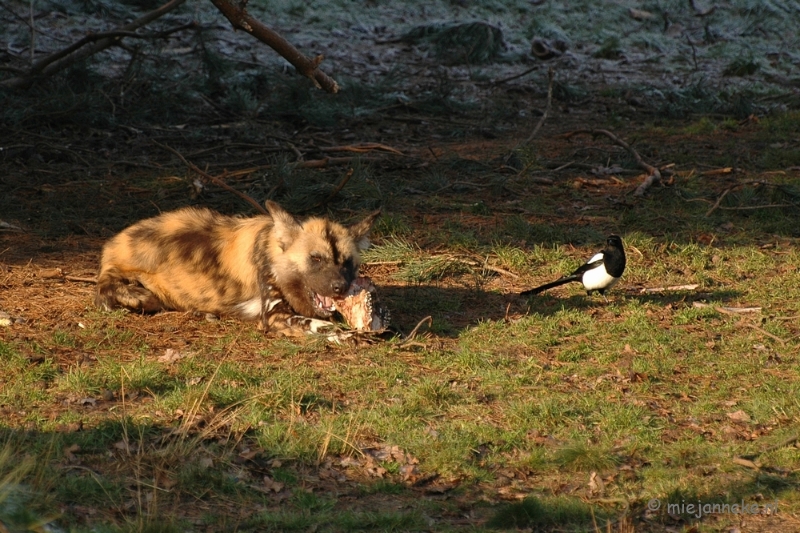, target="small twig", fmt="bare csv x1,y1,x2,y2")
364,261,404,267
717,204,794,211
444,256,520,279
28,25,197,73
491,65,539,85
762,434,799,454
312,168,354,209
287,142,303,162
744,323,786,345
482,264,519,279
552,161,574,172
705,188,731,216
692,302,762,314
65,275,98,283
701,167,734,176
319,143,403,155
402,316,433,344
1,0,189,89
522,67,555,146
294,157,377,169
705,180,798,217
686,34,698,71
29,0,35,65
0,220,24,232
733,434,800,470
